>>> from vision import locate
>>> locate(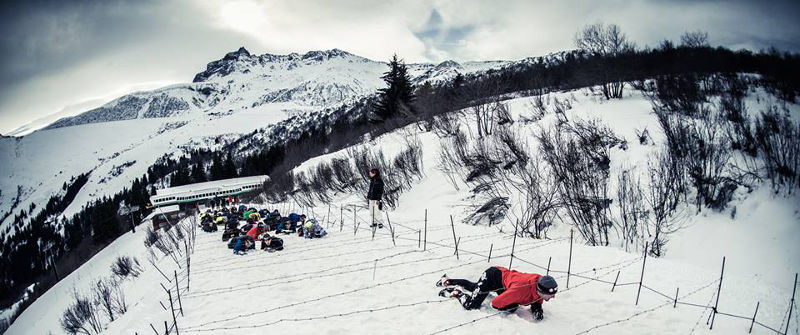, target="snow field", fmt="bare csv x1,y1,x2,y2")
6,84,799,334
163,197,795,335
